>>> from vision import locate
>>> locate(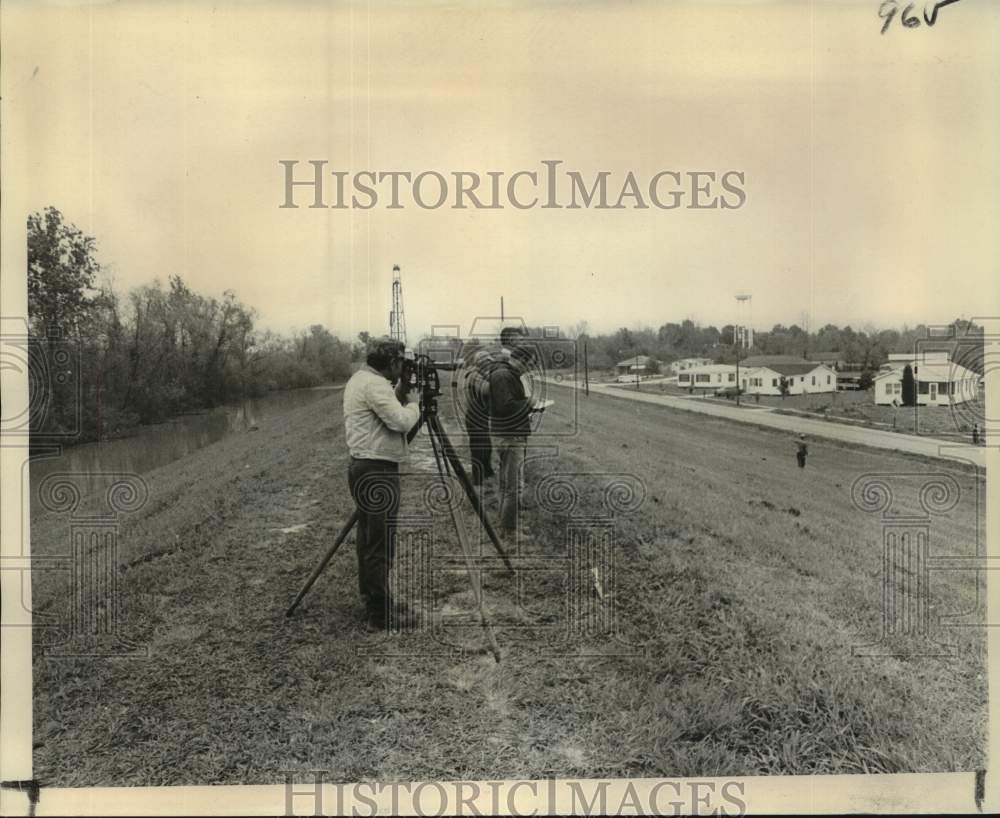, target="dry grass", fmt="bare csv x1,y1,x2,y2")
30,381,986,785
629,380,984,442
